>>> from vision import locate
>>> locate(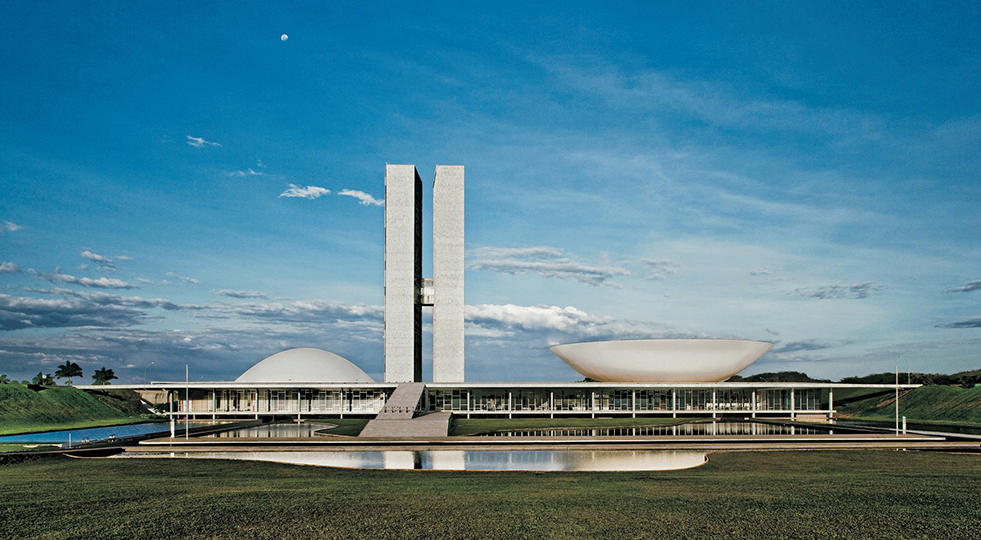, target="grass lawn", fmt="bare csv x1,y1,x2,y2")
450,416,698,436
2,450,978,539
0,443,62,452
0,385,156,435
312,418,369,437
838,385,981,426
